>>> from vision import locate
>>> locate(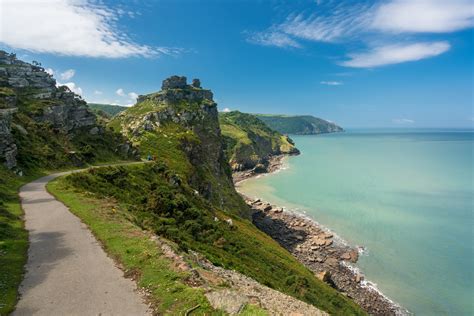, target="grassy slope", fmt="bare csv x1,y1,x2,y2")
47,177,218,315
0,167,45,315
87,103,127,118
219,111,298,168
256,114,343,135
55,163,365,315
